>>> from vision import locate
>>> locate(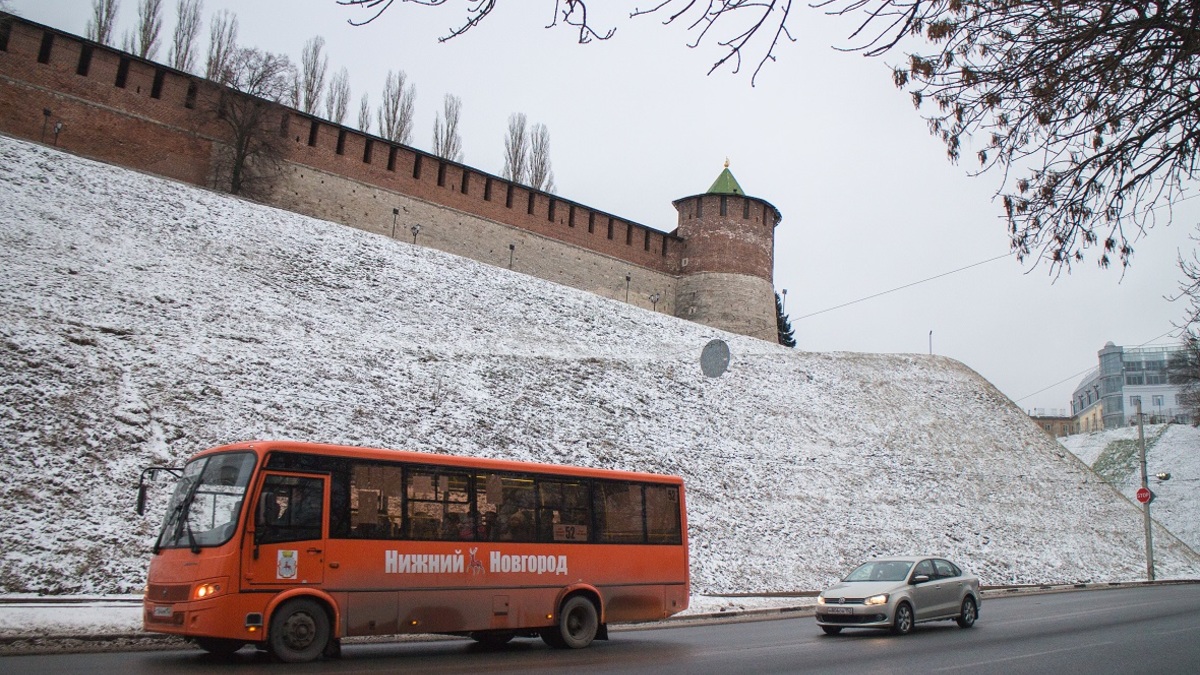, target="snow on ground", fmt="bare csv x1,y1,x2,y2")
1,134,1198,607
1061,424,1200,551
